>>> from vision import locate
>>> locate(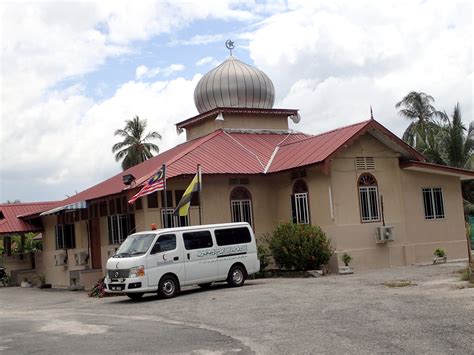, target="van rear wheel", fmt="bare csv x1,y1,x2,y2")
227,265,246,287
158,275,178,299
126,292,144,300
